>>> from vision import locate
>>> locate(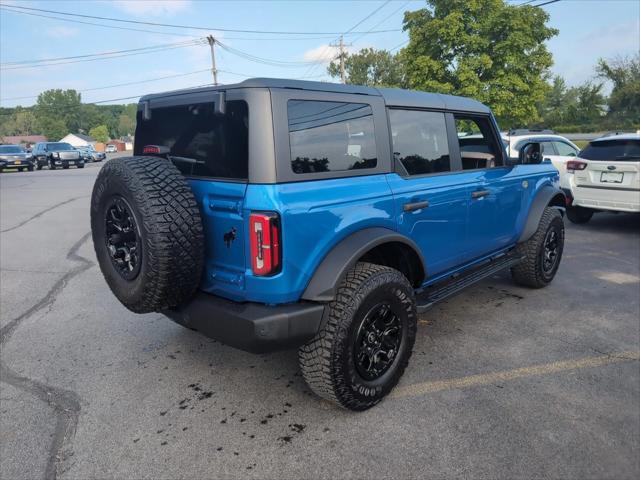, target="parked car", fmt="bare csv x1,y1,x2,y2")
32,142,84,170
90,79,566,410
0,144,35,172
564,133,640,223
504,129,580,189
105,144,118,153
76,146,106,162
